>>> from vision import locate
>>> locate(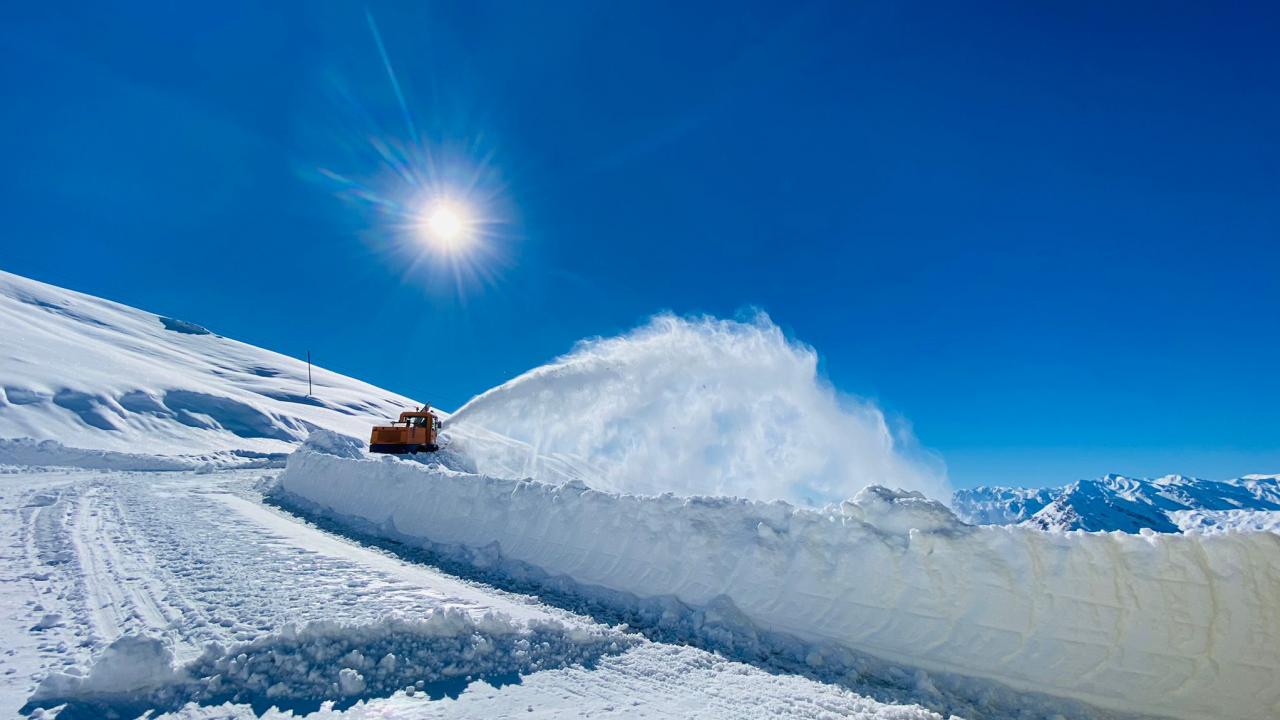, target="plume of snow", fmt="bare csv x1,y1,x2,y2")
447,313,948,505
